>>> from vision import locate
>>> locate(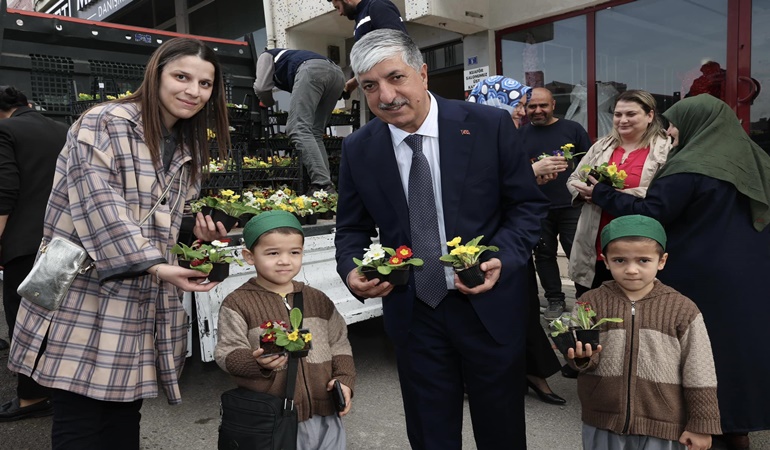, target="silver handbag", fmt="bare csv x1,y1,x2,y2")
17,169,183,311
17,237,93,311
